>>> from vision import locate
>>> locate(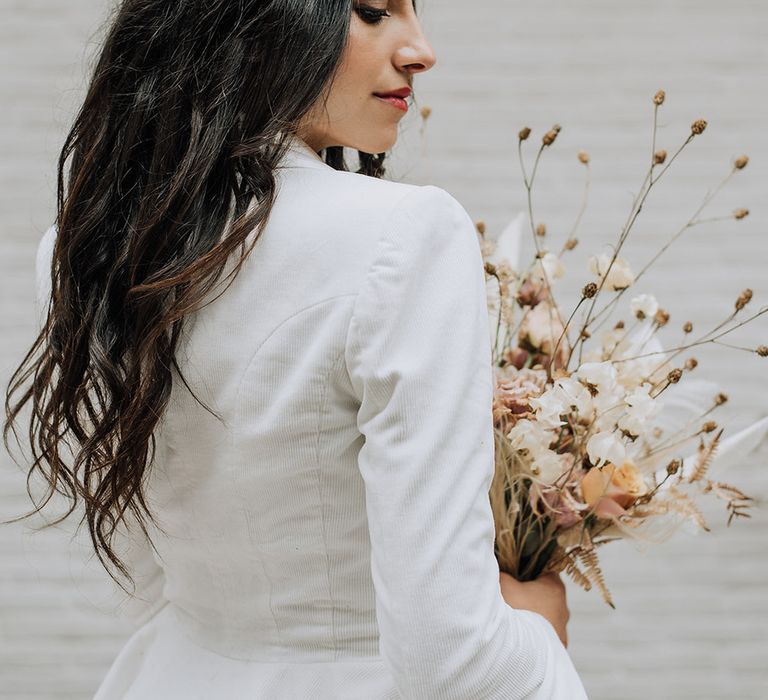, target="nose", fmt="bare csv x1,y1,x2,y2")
393,18,437,76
